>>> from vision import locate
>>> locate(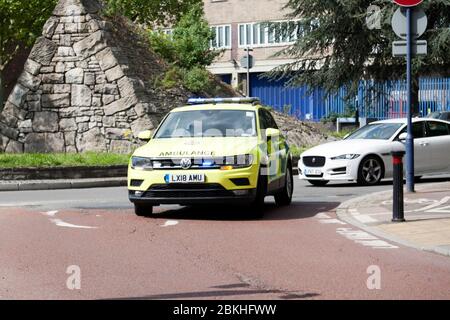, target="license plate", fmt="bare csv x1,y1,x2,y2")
304,167,322,175
165,173,205,183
